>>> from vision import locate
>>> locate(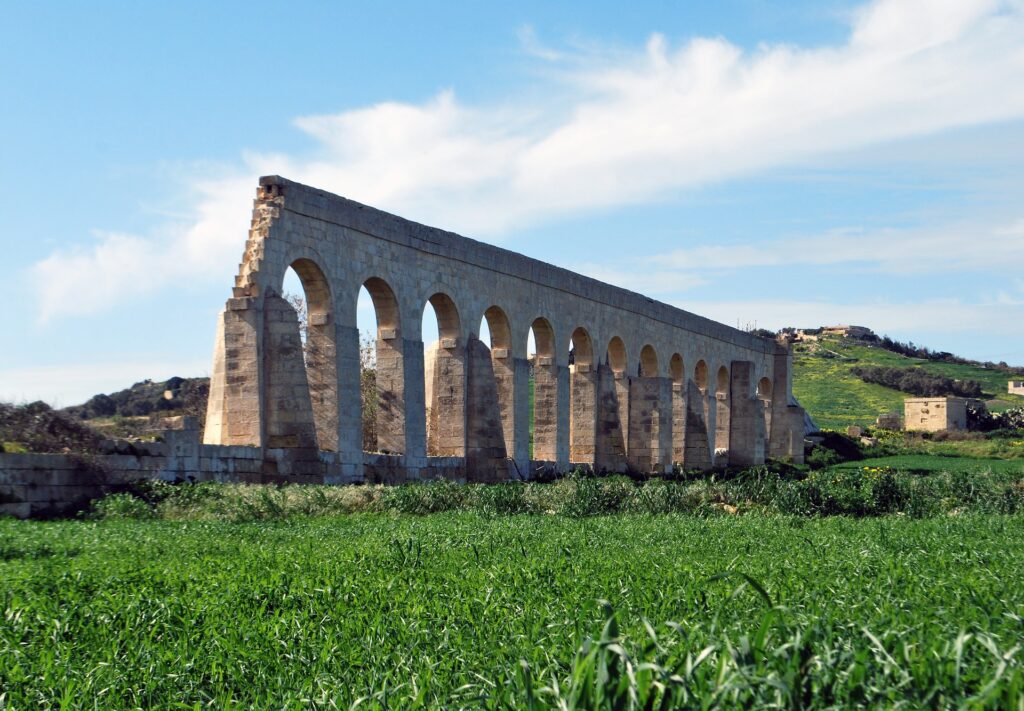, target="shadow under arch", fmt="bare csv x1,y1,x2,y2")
424,291,465,456
639,344,659,378
363,276,405,455
275,258,338,452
